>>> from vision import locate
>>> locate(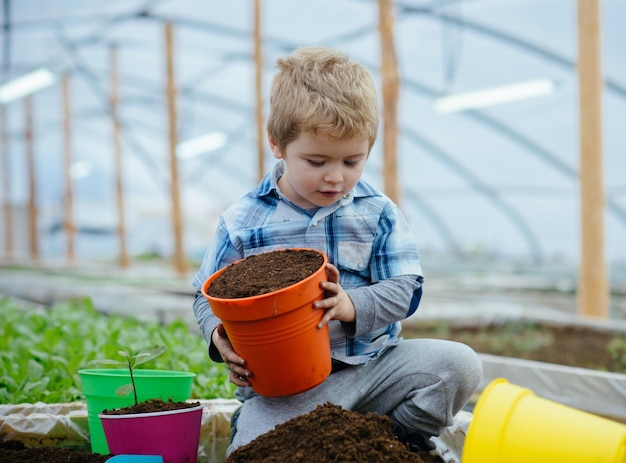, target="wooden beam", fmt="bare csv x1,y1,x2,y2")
24,95,39,260
165,22,187,275
577,0,609,317
254,0,265,182
1,106,12,260
378,0,400,205
62,74,75,264
110,44,129,268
